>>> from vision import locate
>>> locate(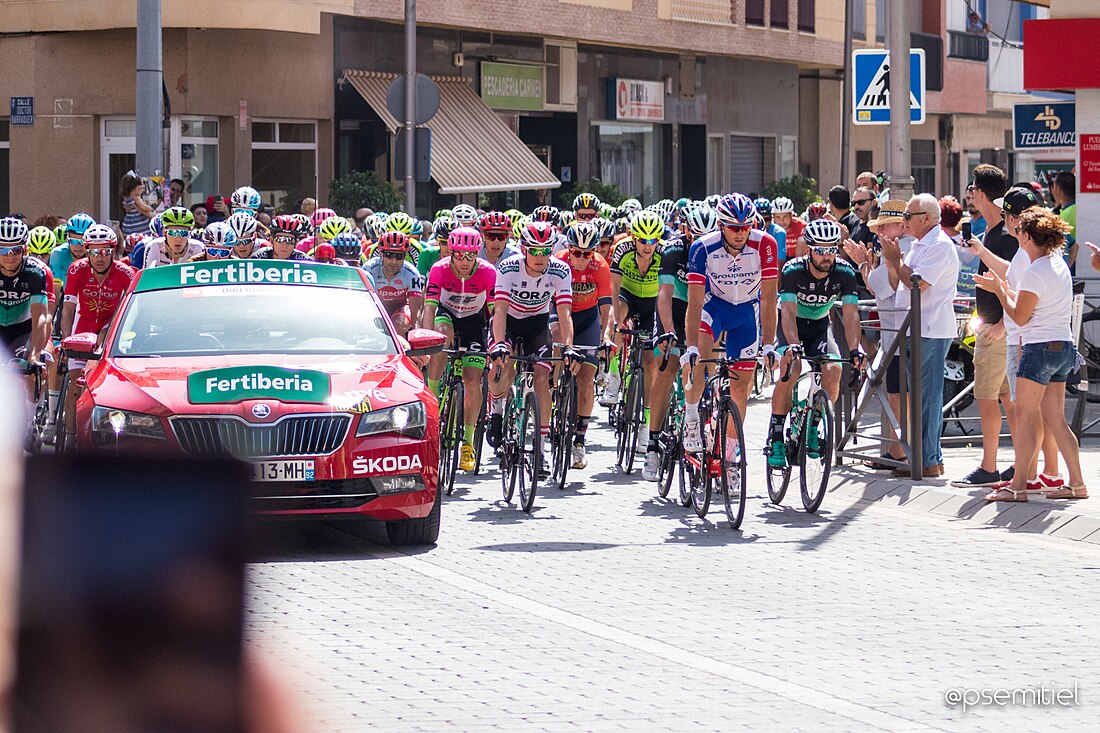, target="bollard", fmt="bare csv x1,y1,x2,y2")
908,274,923,480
